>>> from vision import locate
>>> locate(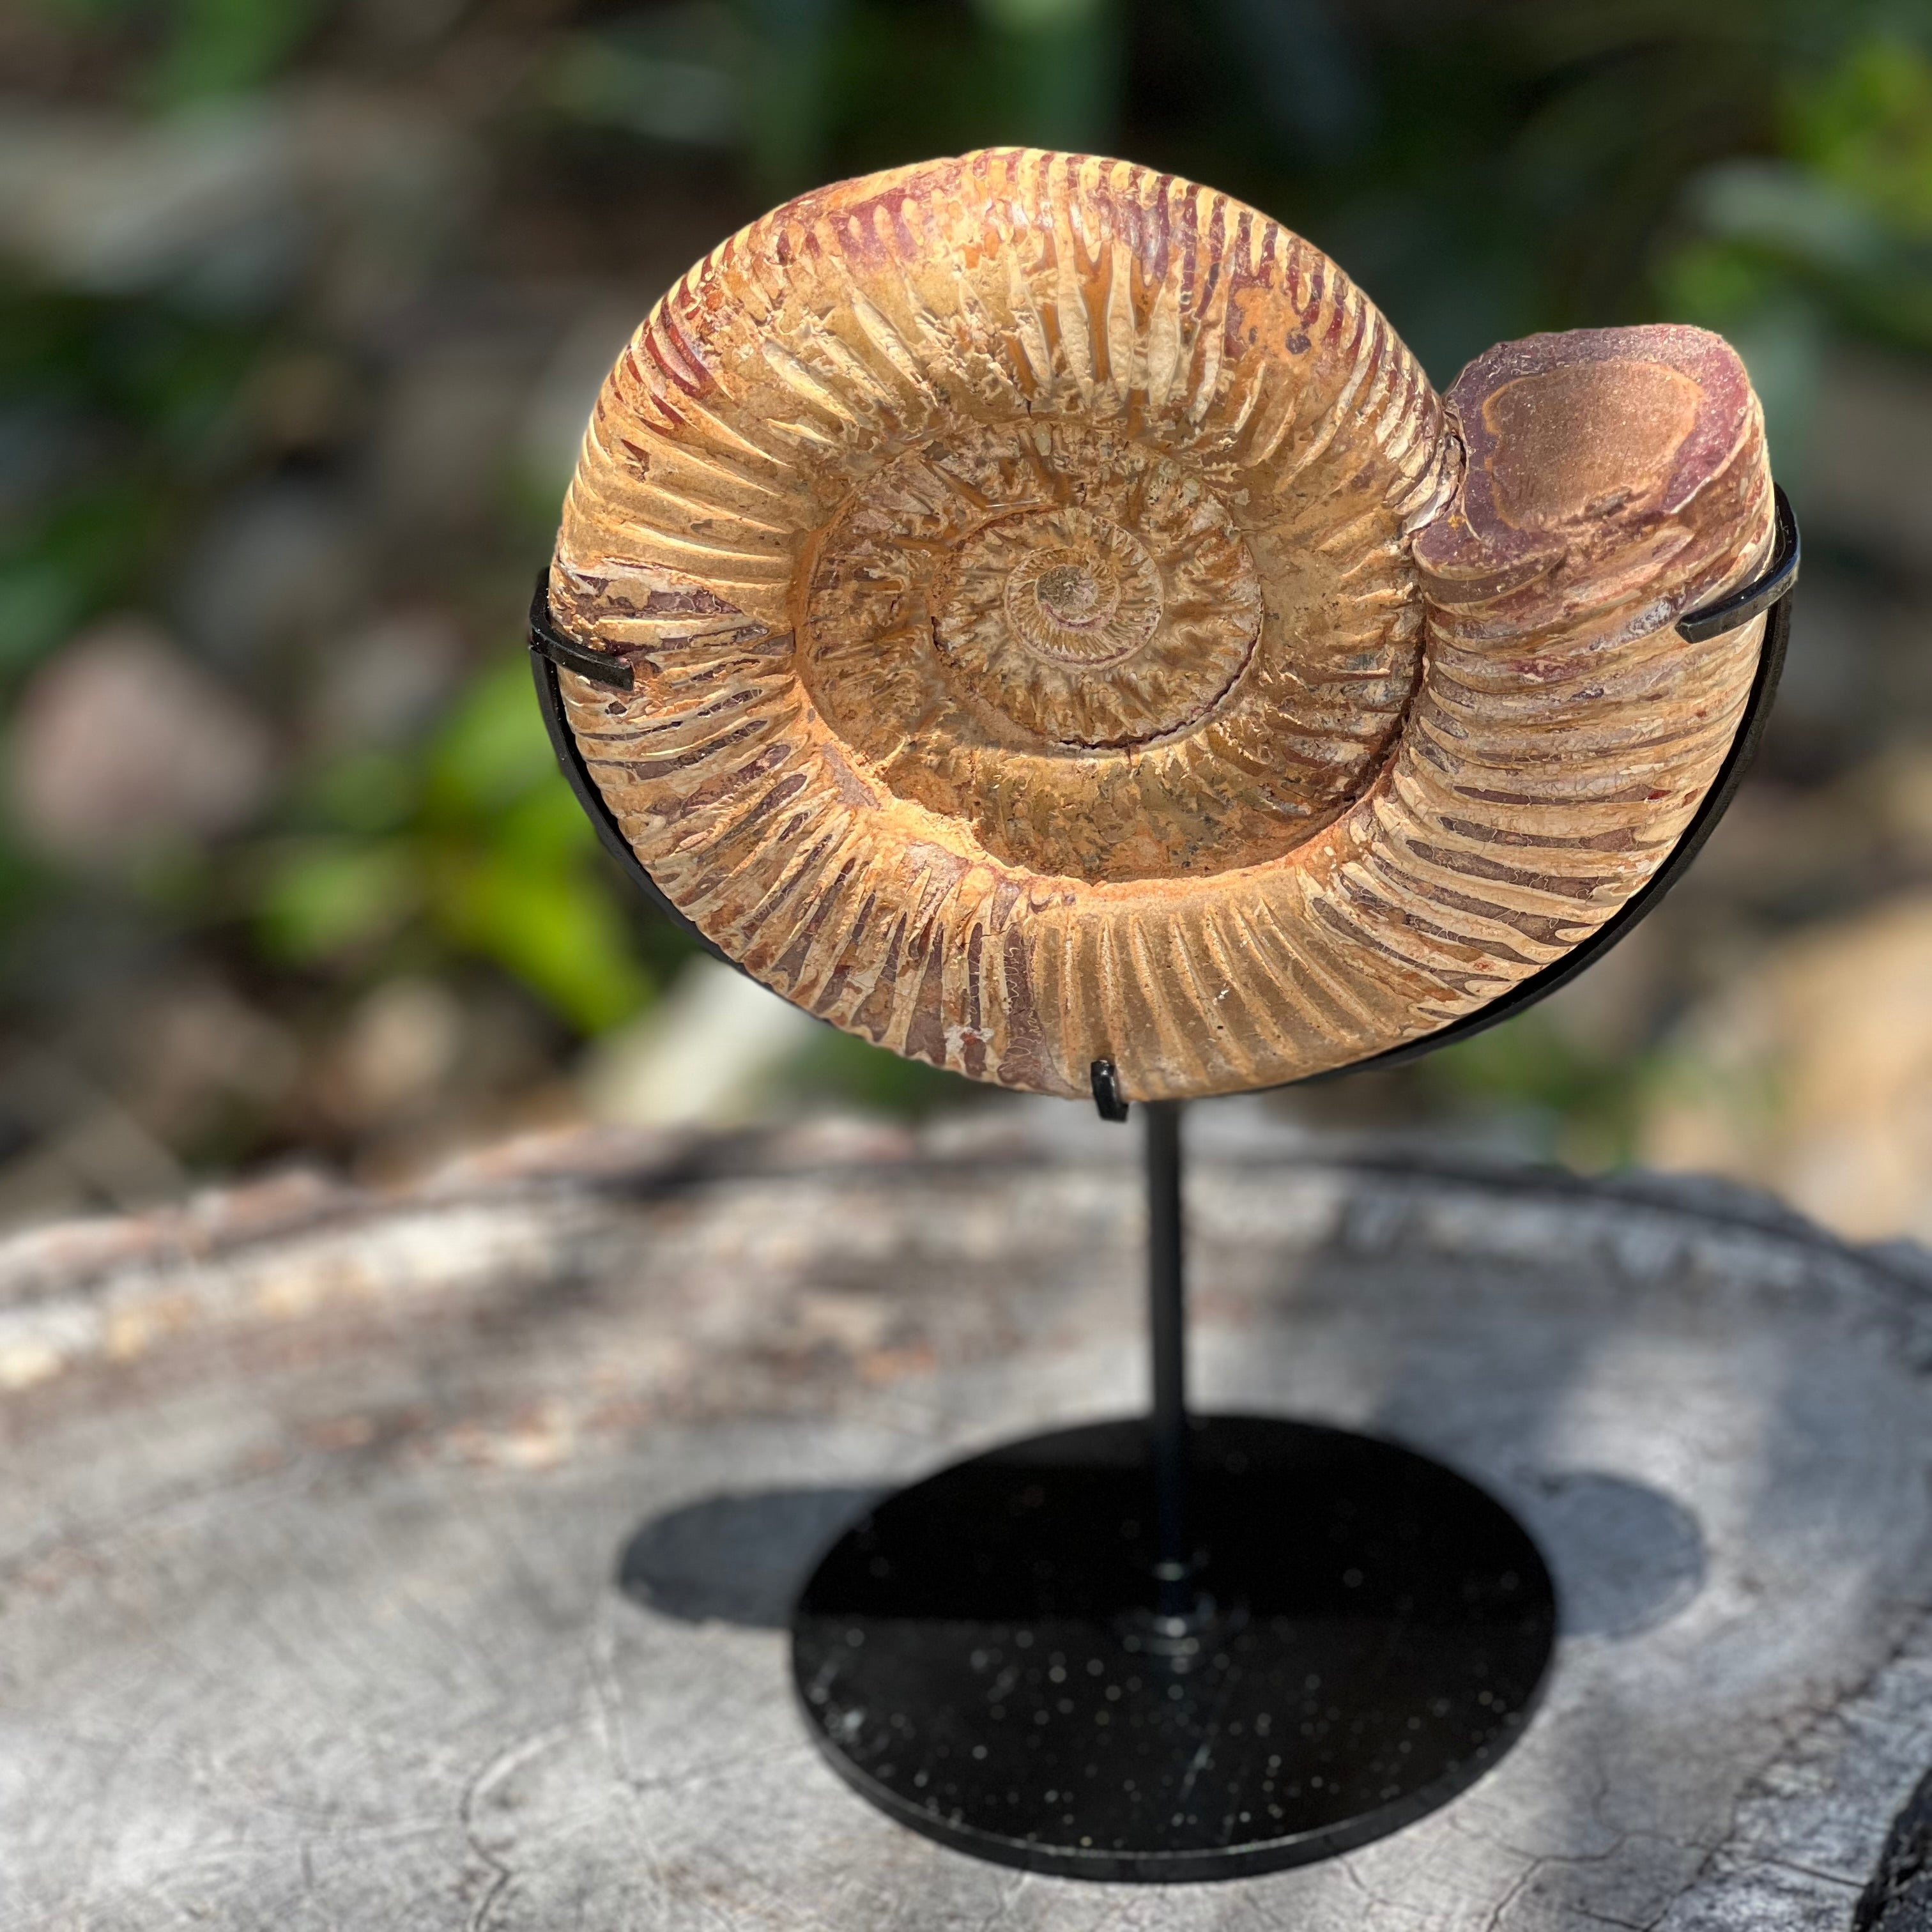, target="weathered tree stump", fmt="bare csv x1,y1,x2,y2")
3,1102,1929,1929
